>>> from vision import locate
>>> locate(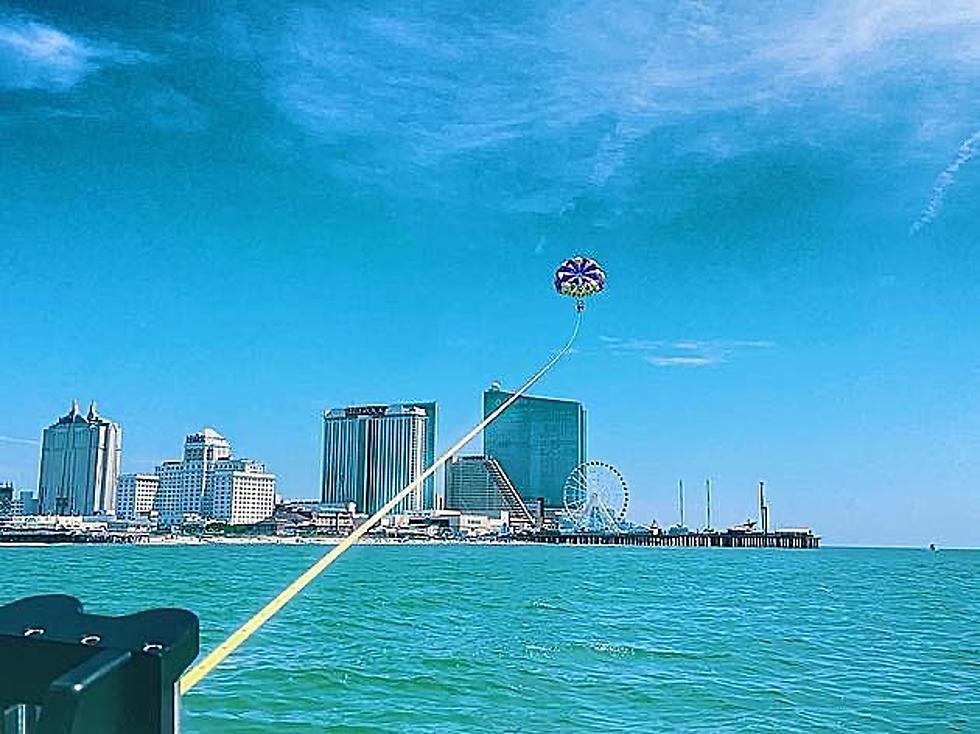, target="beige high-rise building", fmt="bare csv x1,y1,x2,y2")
145,428,276,526
154,428,231,524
